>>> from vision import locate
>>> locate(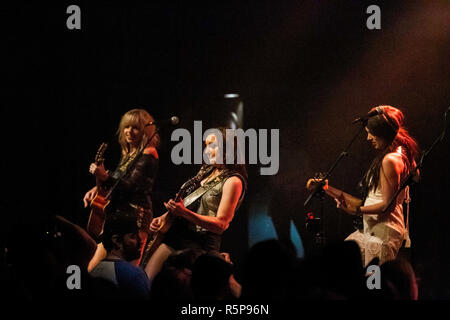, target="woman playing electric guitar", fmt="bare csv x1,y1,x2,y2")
307,106,419,266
